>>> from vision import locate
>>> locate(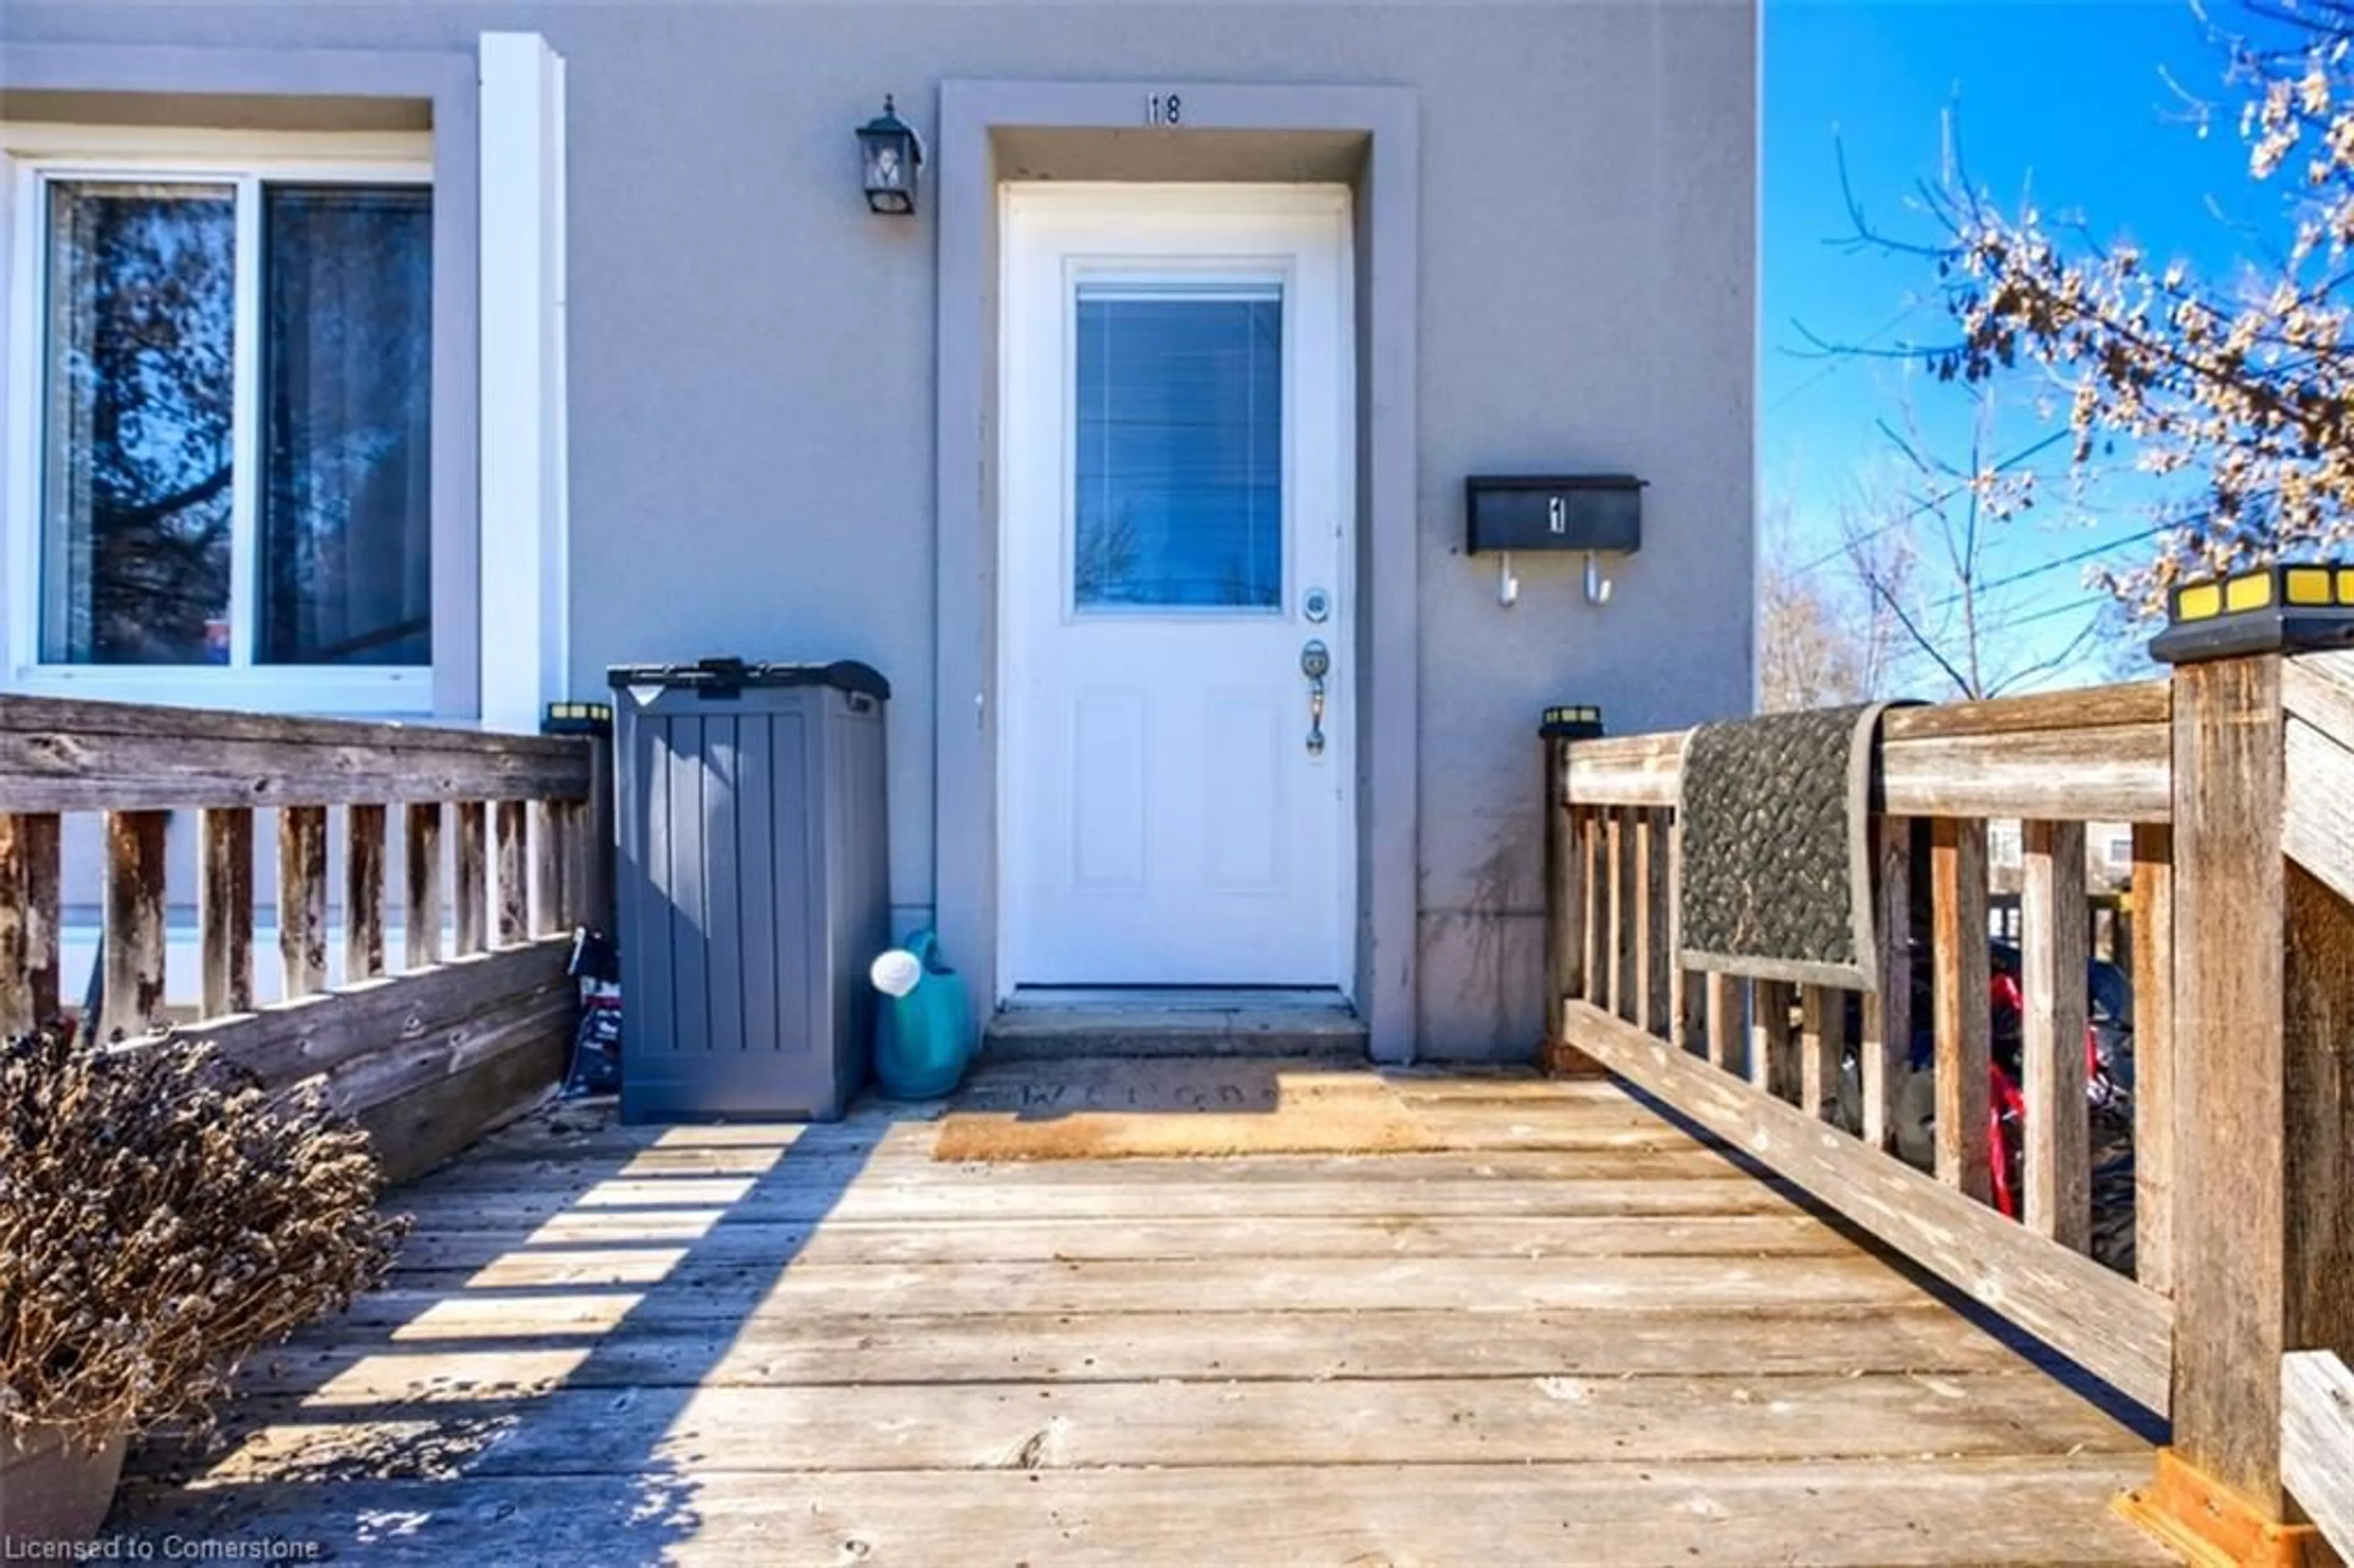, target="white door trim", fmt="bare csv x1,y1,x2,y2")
995,181,1357,1000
